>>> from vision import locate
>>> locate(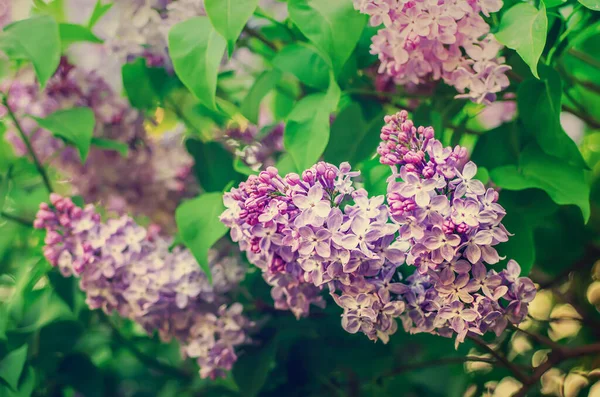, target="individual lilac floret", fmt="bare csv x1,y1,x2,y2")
221,162,407,343
378,111,535,347
35,194,250,379
353,0,510,104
